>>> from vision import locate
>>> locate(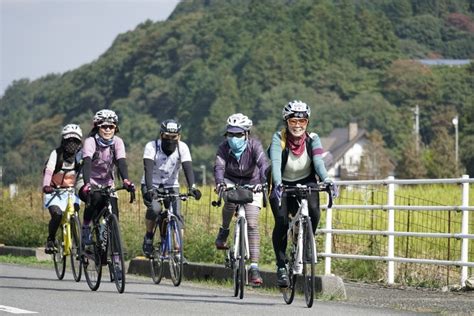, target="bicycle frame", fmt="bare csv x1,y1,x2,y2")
231,205,250,271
